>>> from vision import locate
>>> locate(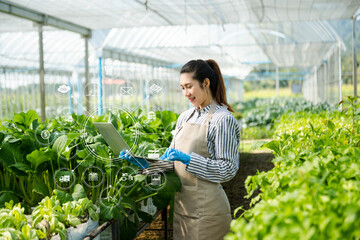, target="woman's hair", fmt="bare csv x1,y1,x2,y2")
180,59,234,112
